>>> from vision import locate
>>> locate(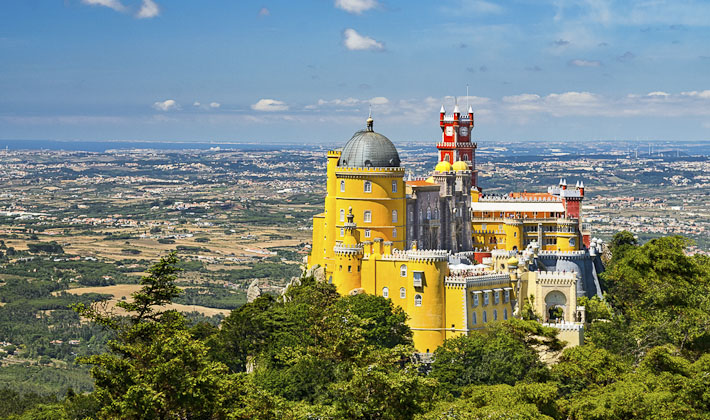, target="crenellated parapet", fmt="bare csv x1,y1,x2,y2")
444,272,511,288
535,270,578,285
333,243,363,256
538,250,588,259
379,248,450,262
